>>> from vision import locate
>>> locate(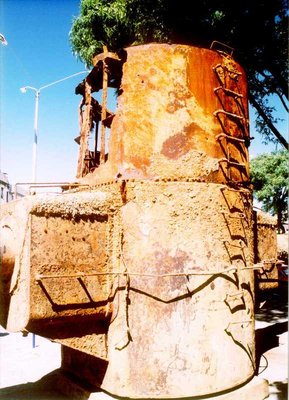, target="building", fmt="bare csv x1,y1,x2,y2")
0,172,13,204
0,172,27,203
